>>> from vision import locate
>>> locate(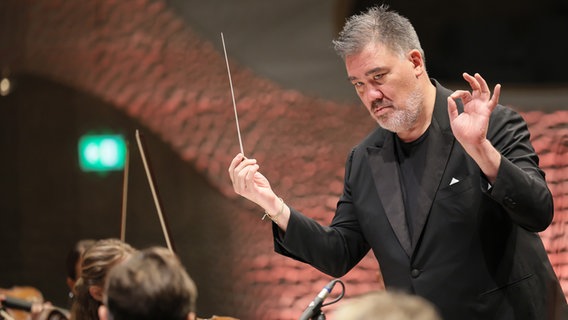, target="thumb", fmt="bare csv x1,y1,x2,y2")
447,96,459,122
